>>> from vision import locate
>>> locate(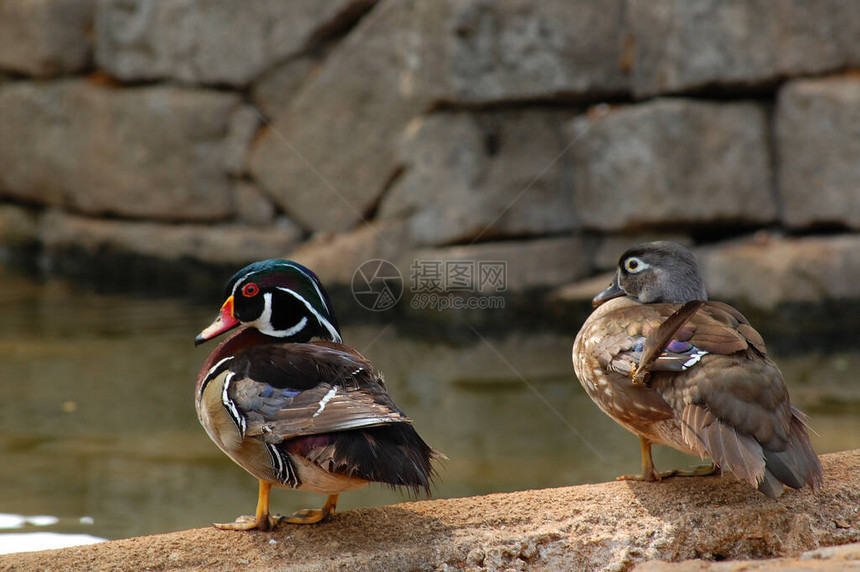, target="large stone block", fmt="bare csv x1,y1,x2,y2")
0,205,40,249
95,0,375,86
405,236,590,293
834,2,860,67
251,57,318,119
701,234,860,310
250,0,628,233
444,0,629,103
234,183,277,227
249,0,447,233
289,220,413,285
776,76,860,230
0,0,93,77
378,110,577,246
628,0,858,97
571,99,775,232
0,80,245,221
39,210,303,266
